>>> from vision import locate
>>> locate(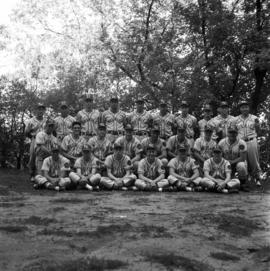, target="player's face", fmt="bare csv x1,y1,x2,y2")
220,106,229,116
83,150,91,159
181,106,188,115
177,130,185,139
125,130,133,140
36,107,45,118
84,99,93,110
52,150,59,160
204,109,212,118
177,149,187,159
151,131,159,141
147,149,156,161
72,124,81,135
136,102,144,112
159,105,167,115
205,130,212,140
110,101,118,111
240,105,249,115
228,132,237,141
60,106,68,117
97,128,106,138
114,147,123,158
213,151,222,162
46,124,54,134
